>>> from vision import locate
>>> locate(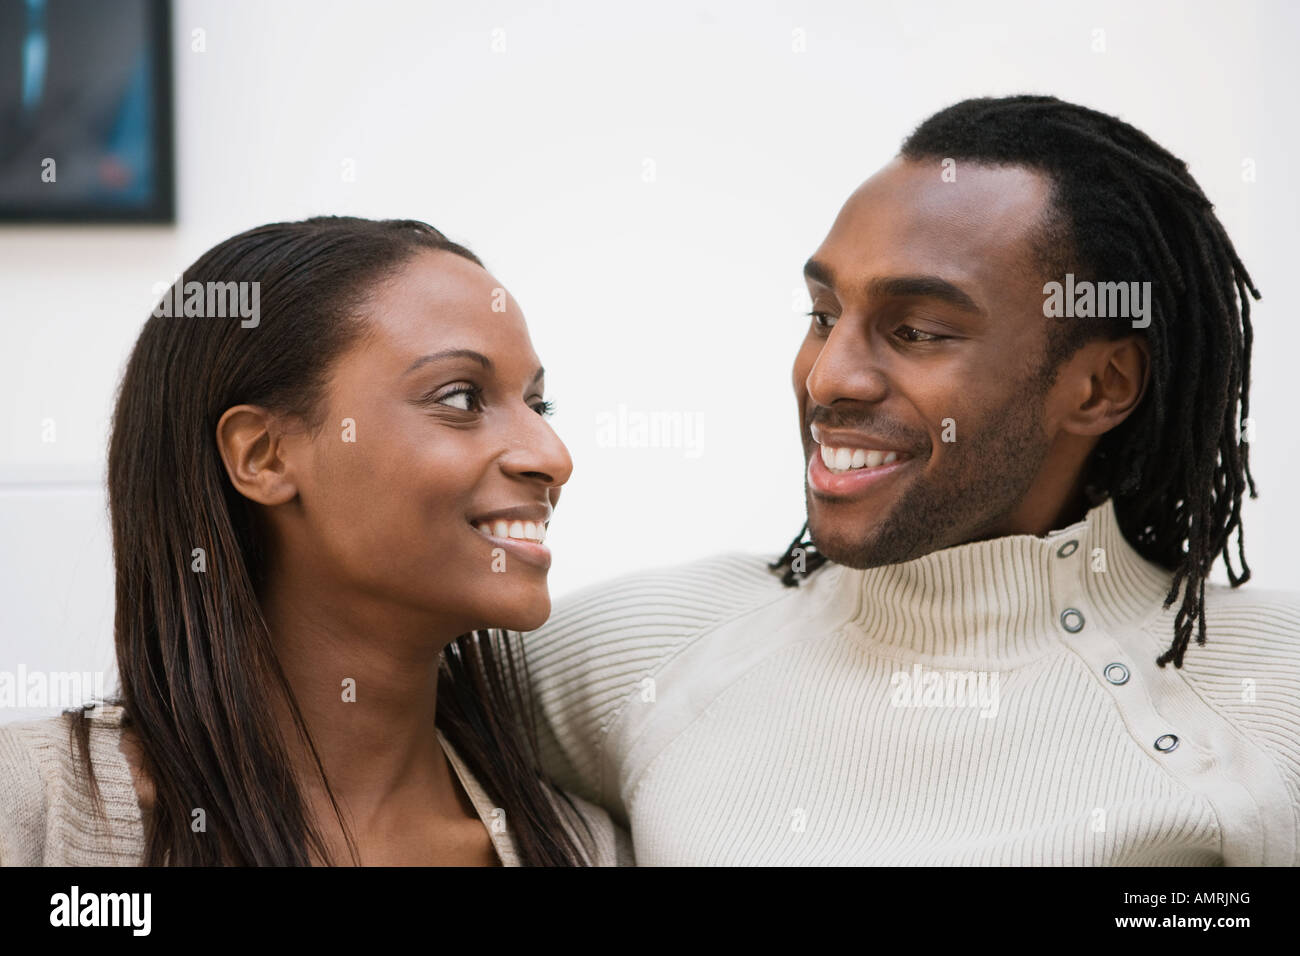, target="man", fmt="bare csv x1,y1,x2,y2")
523,96,1300,865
